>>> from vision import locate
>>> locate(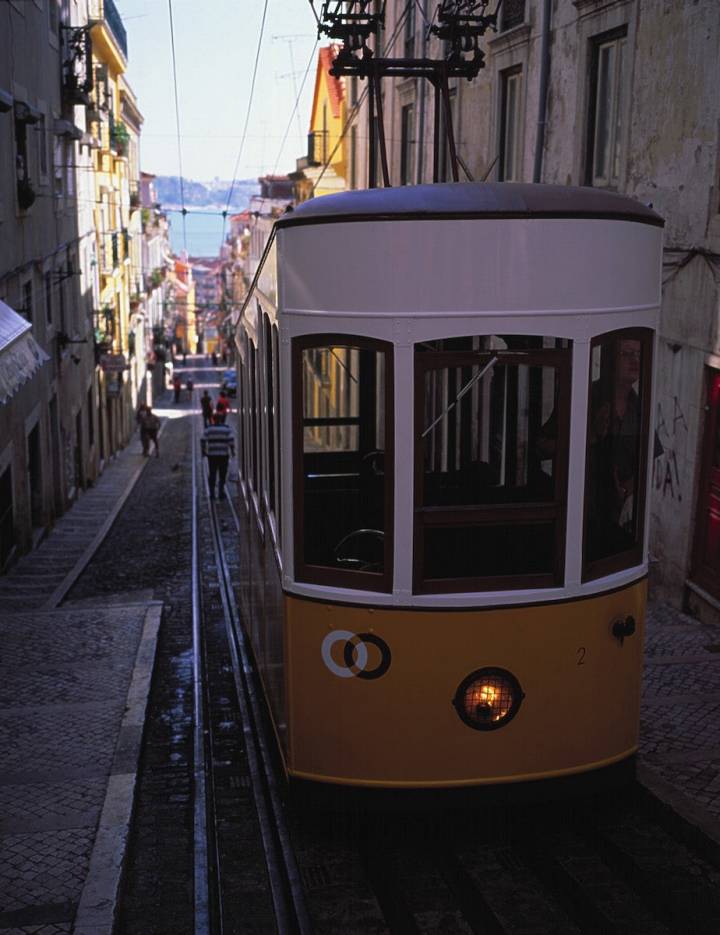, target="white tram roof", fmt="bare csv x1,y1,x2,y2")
277,182,663,229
